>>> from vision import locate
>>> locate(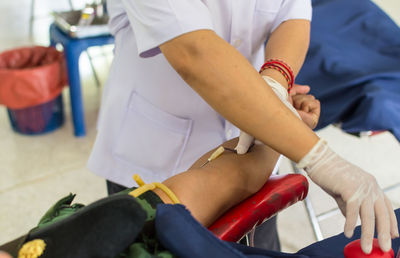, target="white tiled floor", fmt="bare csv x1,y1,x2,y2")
0,0,399,255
